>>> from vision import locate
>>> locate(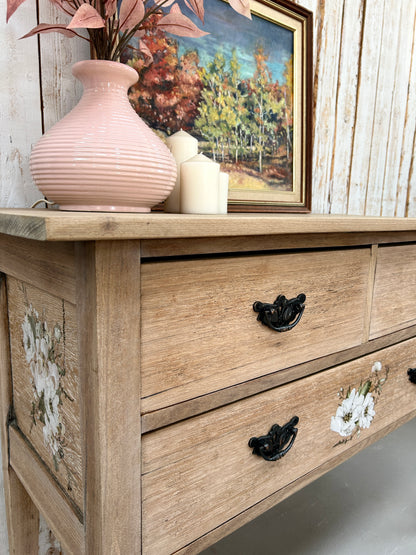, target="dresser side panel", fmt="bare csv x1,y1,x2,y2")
7,277,83,510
